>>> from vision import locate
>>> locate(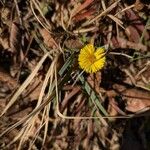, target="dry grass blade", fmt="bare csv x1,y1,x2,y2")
18,121,34,149
0,52,49,116
107,14,125,29
115,4,135,16
35,62,53,108
30,0,57,46
19,57,56,147
18,63,54,147
73,26,97,34
0,54,59,140
31,0,51,30
55,68,131,120
42,104,51,146
82,0,120,27
1,0,150,148
28,121,47,150
3,128,25,149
